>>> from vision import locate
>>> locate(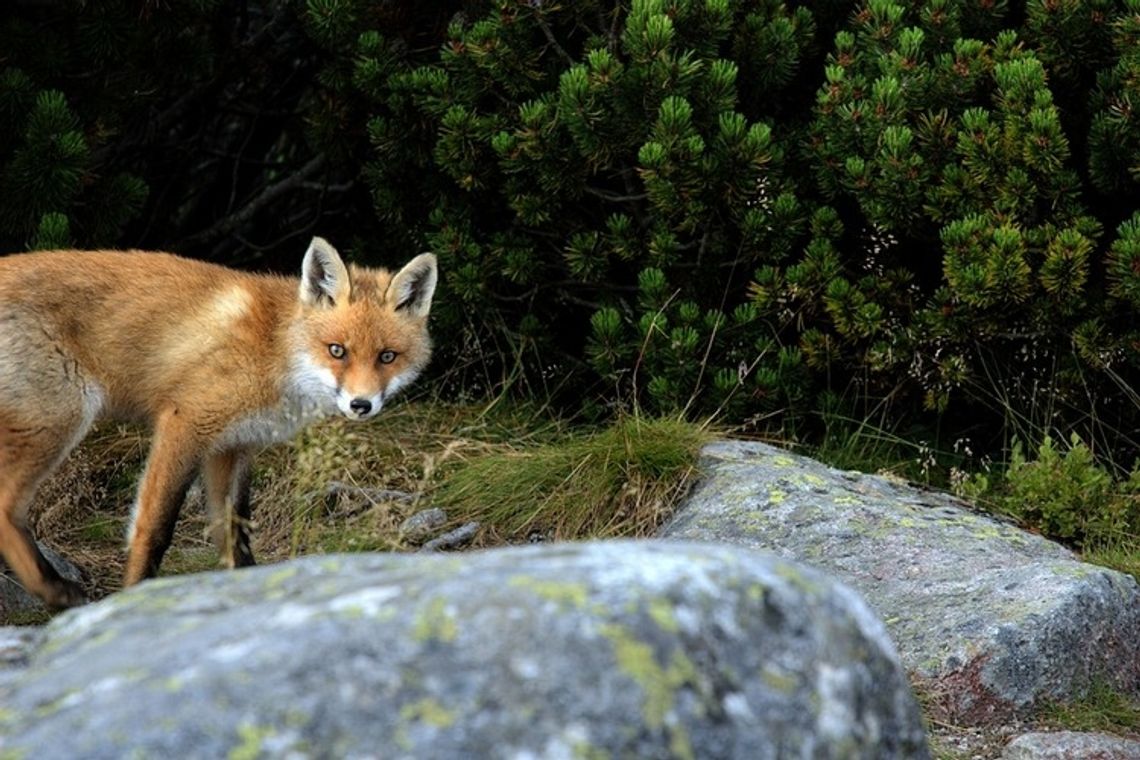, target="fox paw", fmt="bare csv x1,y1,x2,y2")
43,578,88,611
